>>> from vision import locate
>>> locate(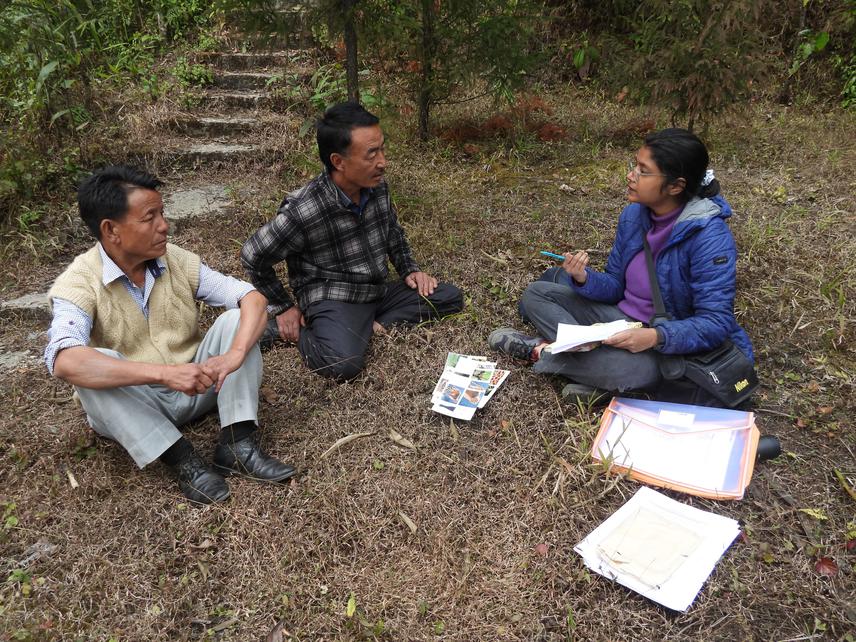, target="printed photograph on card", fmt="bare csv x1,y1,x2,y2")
432,377,449,402
432,400,478,421
479,369,510,408
440,383,465,405
472,367,495,382
460,381,489,408
445,352,464,369
489,369,507,386
432,353,506,420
